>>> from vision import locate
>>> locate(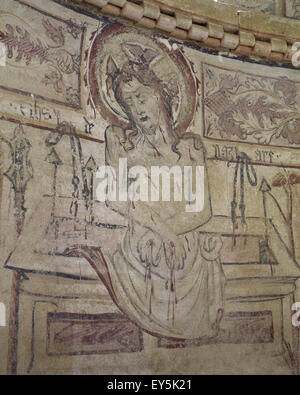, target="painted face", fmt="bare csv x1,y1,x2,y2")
120,78,160,135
